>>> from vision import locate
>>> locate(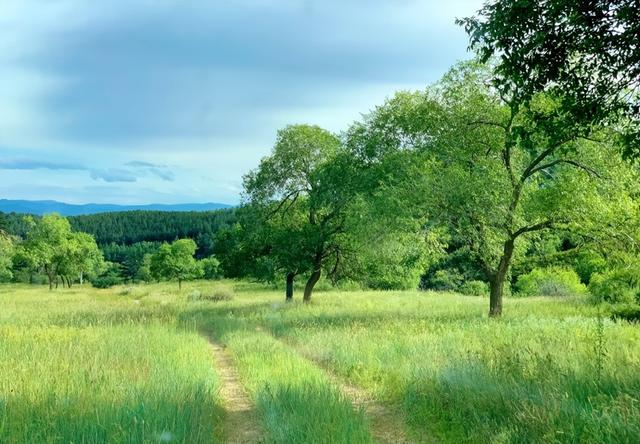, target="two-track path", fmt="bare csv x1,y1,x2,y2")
205,330,433,444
